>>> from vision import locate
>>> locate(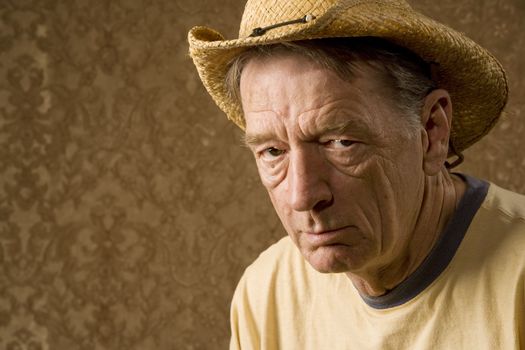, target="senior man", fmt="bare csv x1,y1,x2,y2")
189,0,525,348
